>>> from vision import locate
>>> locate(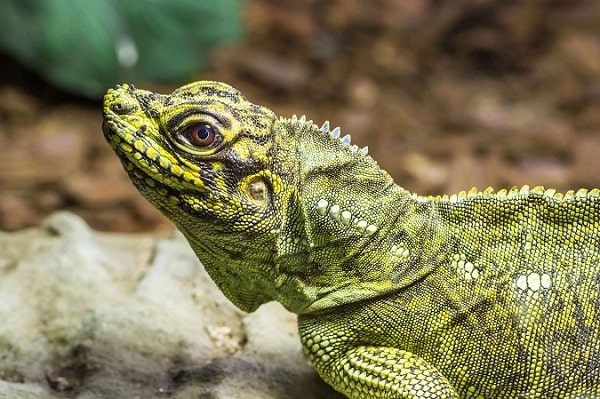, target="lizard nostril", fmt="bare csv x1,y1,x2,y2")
110,99,135,115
